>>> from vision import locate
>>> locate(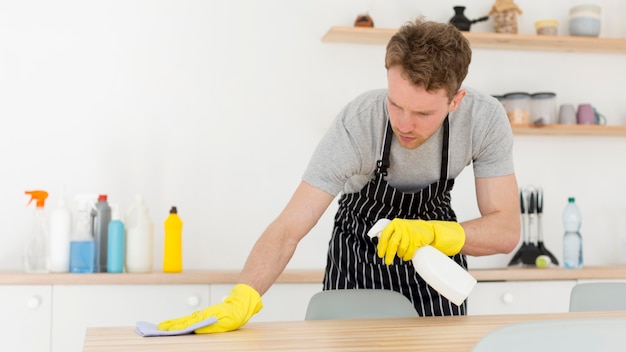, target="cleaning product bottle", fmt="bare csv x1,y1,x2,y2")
107,203,125,273
125,195,154,273
92,194,111,272
48,187,72,272
70,194,97,273
563,197,583,269
23,190,49,273
163,206,183,273
367,219,476,306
